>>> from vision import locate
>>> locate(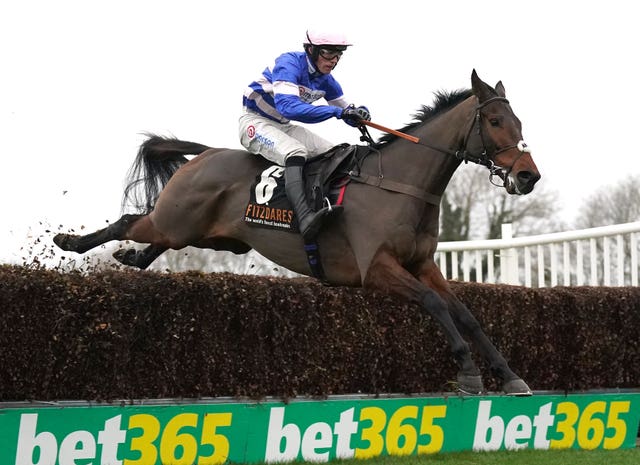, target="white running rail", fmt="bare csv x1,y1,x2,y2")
435,222,640,287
